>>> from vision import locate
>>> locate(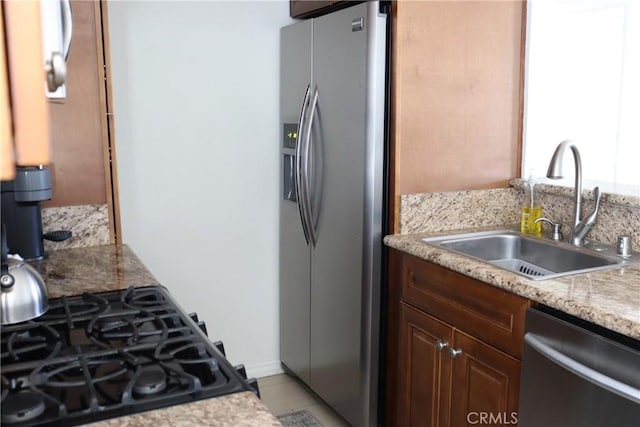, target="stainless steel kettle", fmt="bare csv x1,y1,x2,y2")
1,225,48,325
